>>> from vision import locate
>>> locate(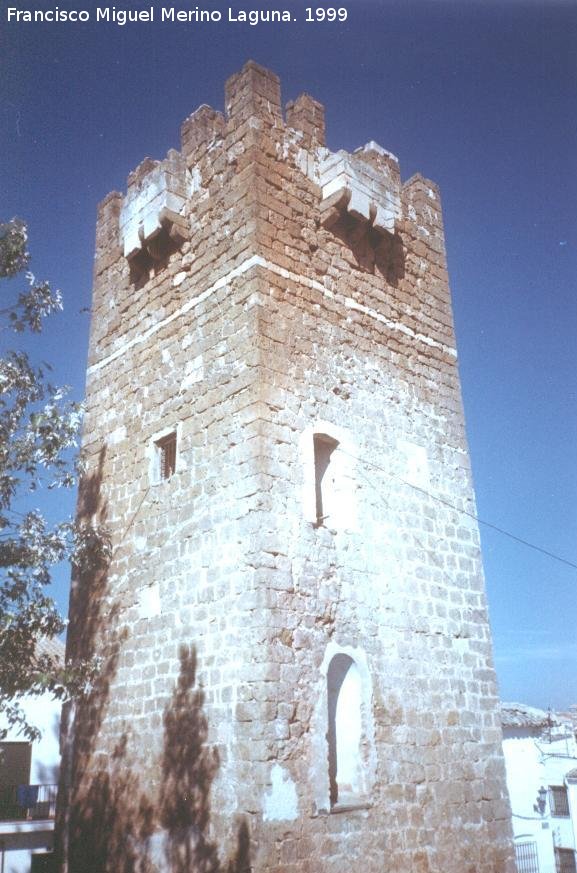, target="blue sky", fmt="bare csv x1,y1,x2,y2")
1,0,576,709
